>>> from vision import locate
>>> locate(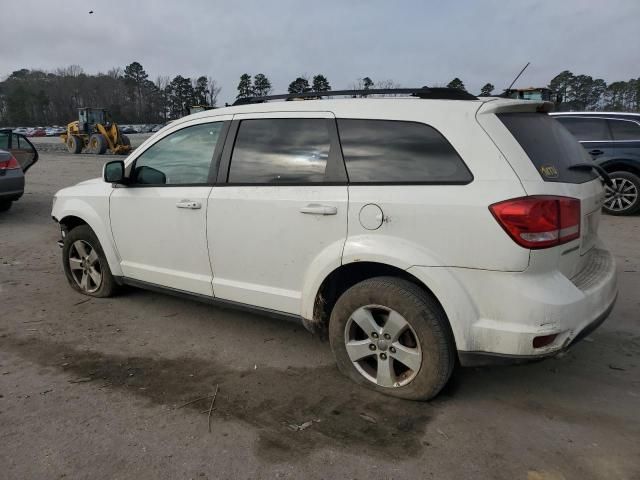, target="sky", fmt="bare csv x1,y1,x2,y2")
1,0,638,103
